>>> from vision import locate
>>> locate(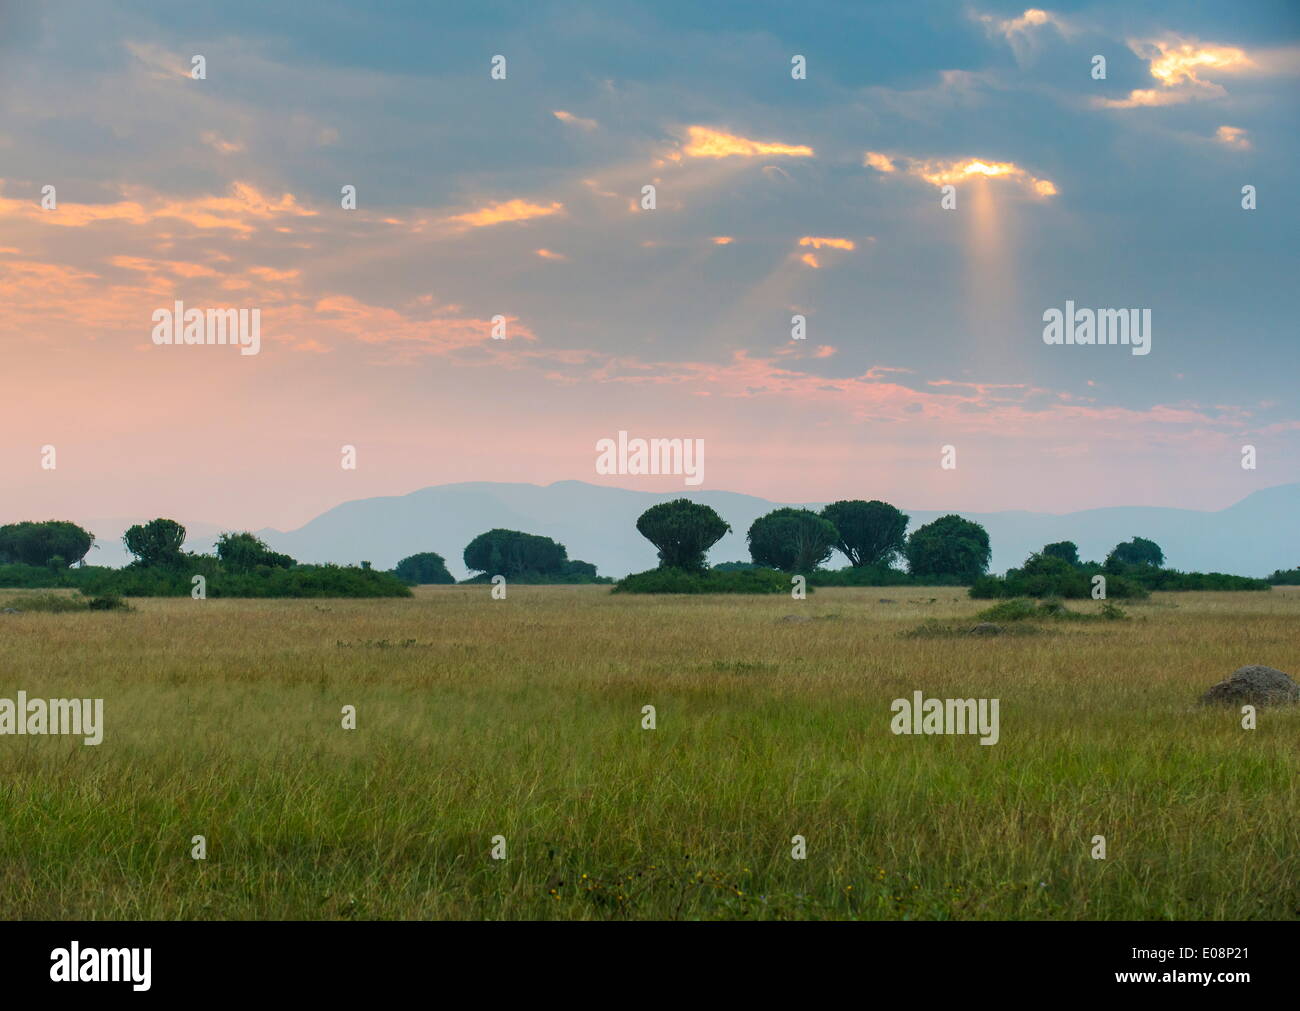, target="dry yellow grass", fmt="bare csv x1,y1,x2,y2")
0,585,1296,919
